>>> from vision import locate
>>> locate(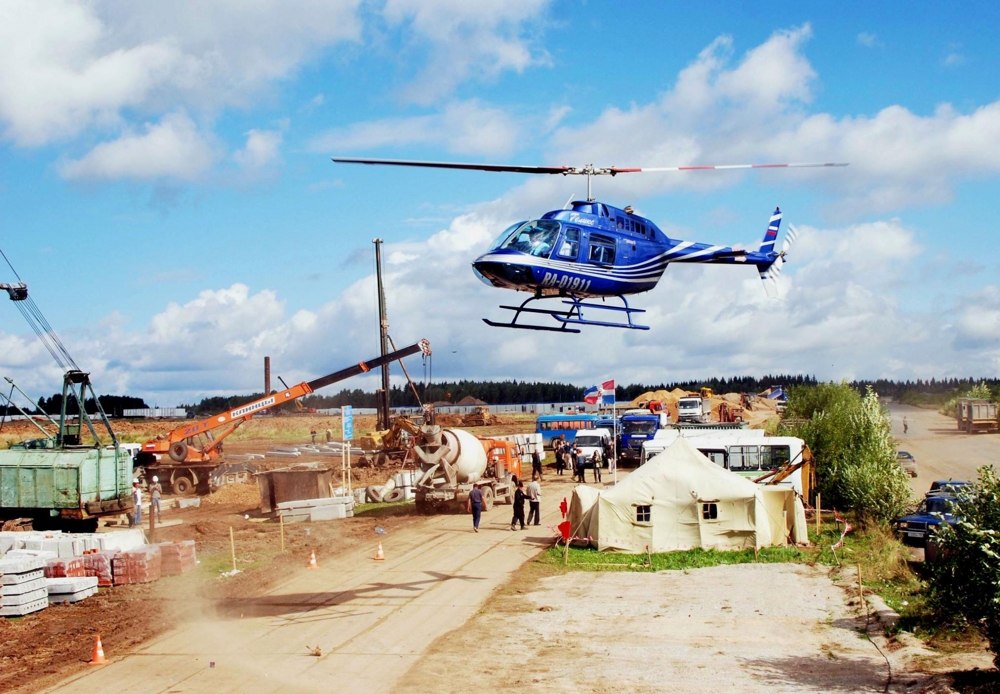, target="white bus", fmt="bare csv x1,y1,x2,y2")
642,433,809,497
